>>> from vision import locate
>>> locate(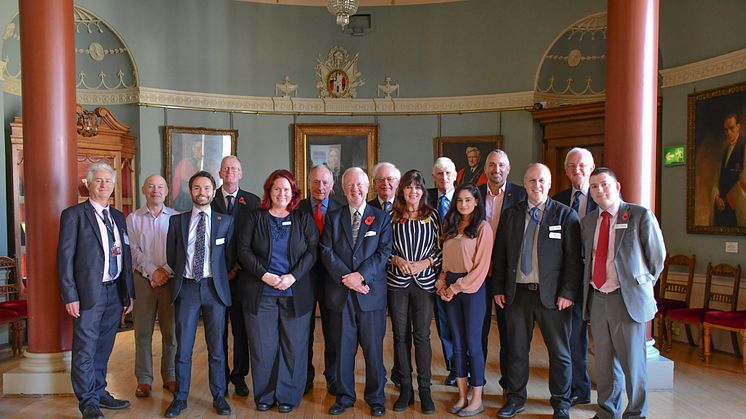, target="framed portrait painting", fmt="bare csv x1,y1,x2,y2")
434,135,503,187
164,126,237,212
293,123,379,201
687,81,746,235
